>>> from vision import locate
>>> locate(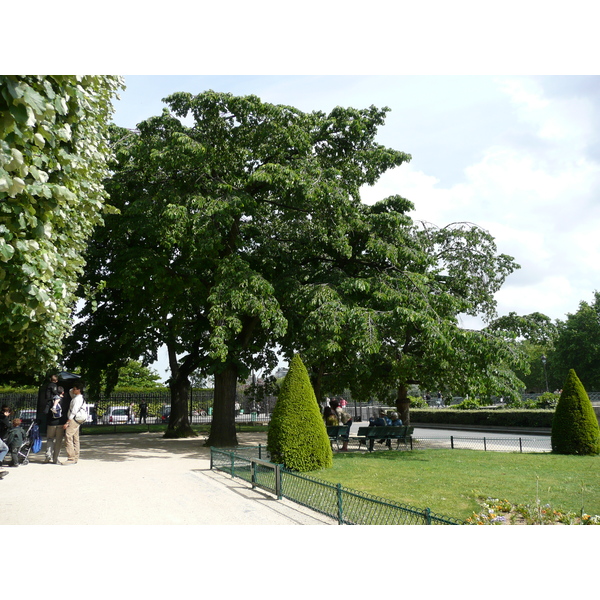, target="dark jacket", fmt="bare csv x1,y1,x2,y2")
6,425,27,449
45,381,59,402
0,415,10,441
